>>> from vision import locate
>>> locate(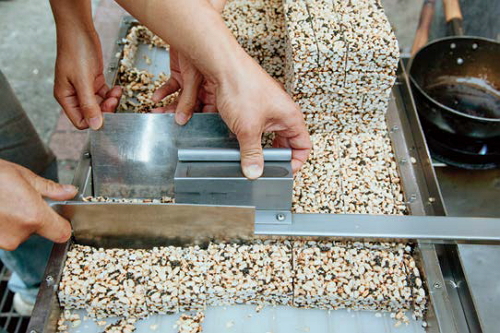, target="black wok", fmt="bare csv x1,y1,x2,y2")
408,0,500,139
